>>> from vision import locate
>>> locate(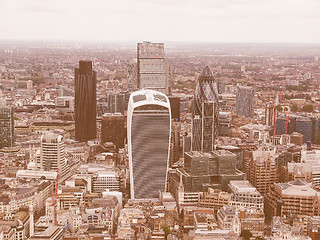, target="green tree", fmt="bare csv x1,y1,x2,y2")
240,229,253,240
302,104,314,112
163,226,170,240
275,105,283,112
291,104,299,112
